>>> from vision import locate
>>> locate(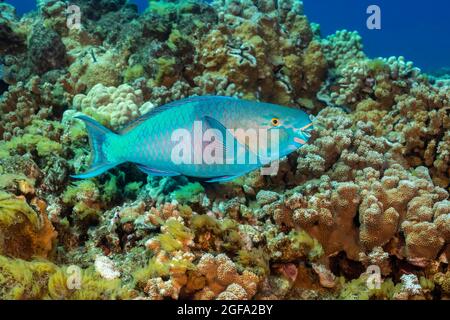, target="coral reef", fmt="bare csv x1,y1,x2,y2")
72,83,154,129
0,190,57,259
0,0,449,300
